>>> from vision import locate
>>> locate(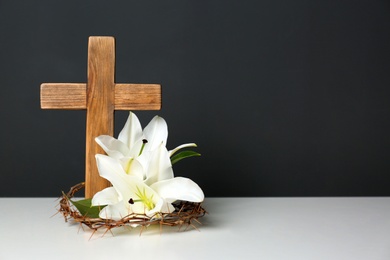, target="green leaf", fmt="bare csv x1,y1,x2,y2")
171,150,201,165
64,193,106,218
